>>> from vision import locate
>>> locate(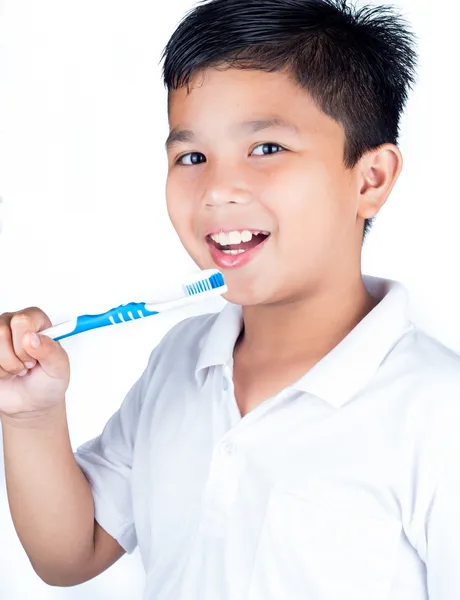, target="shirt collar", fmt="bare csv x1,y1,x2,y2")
195,275,413,408
195,301,244,375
